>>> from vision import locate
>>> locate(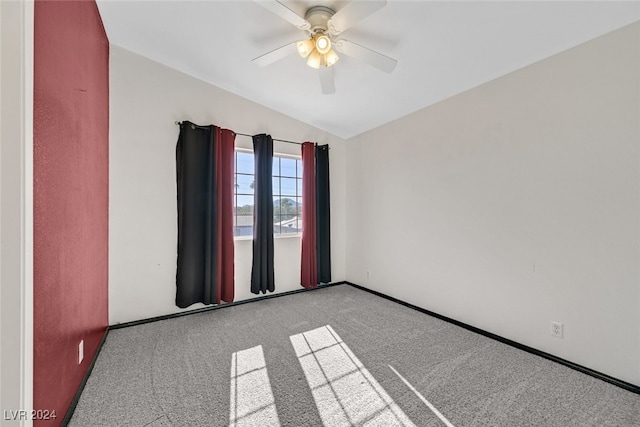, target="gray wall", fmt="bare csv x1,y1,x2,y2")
108,45,346,324
346,23,640,385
